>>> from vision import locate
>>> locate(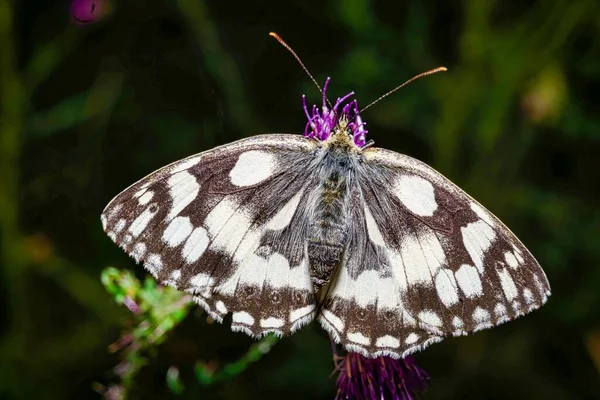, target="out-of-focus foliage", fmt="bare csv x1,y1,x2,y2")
0,0,599,399
95,267,278,398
